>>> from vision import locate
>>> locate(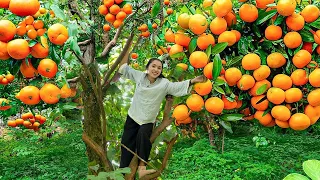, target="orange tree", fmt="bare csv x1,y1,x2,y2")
154,0,320,153
0,0,185,178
